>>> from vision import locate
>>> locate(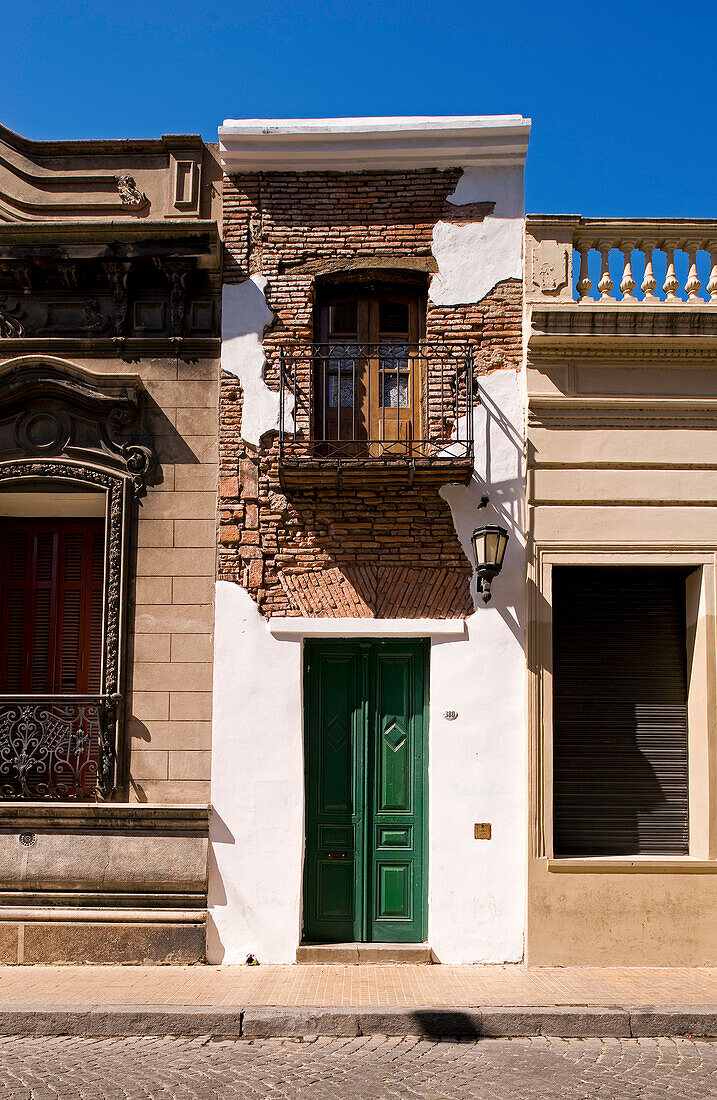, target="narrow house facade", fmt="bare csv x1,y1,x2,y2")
210,116,530,963
0,123,221,962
